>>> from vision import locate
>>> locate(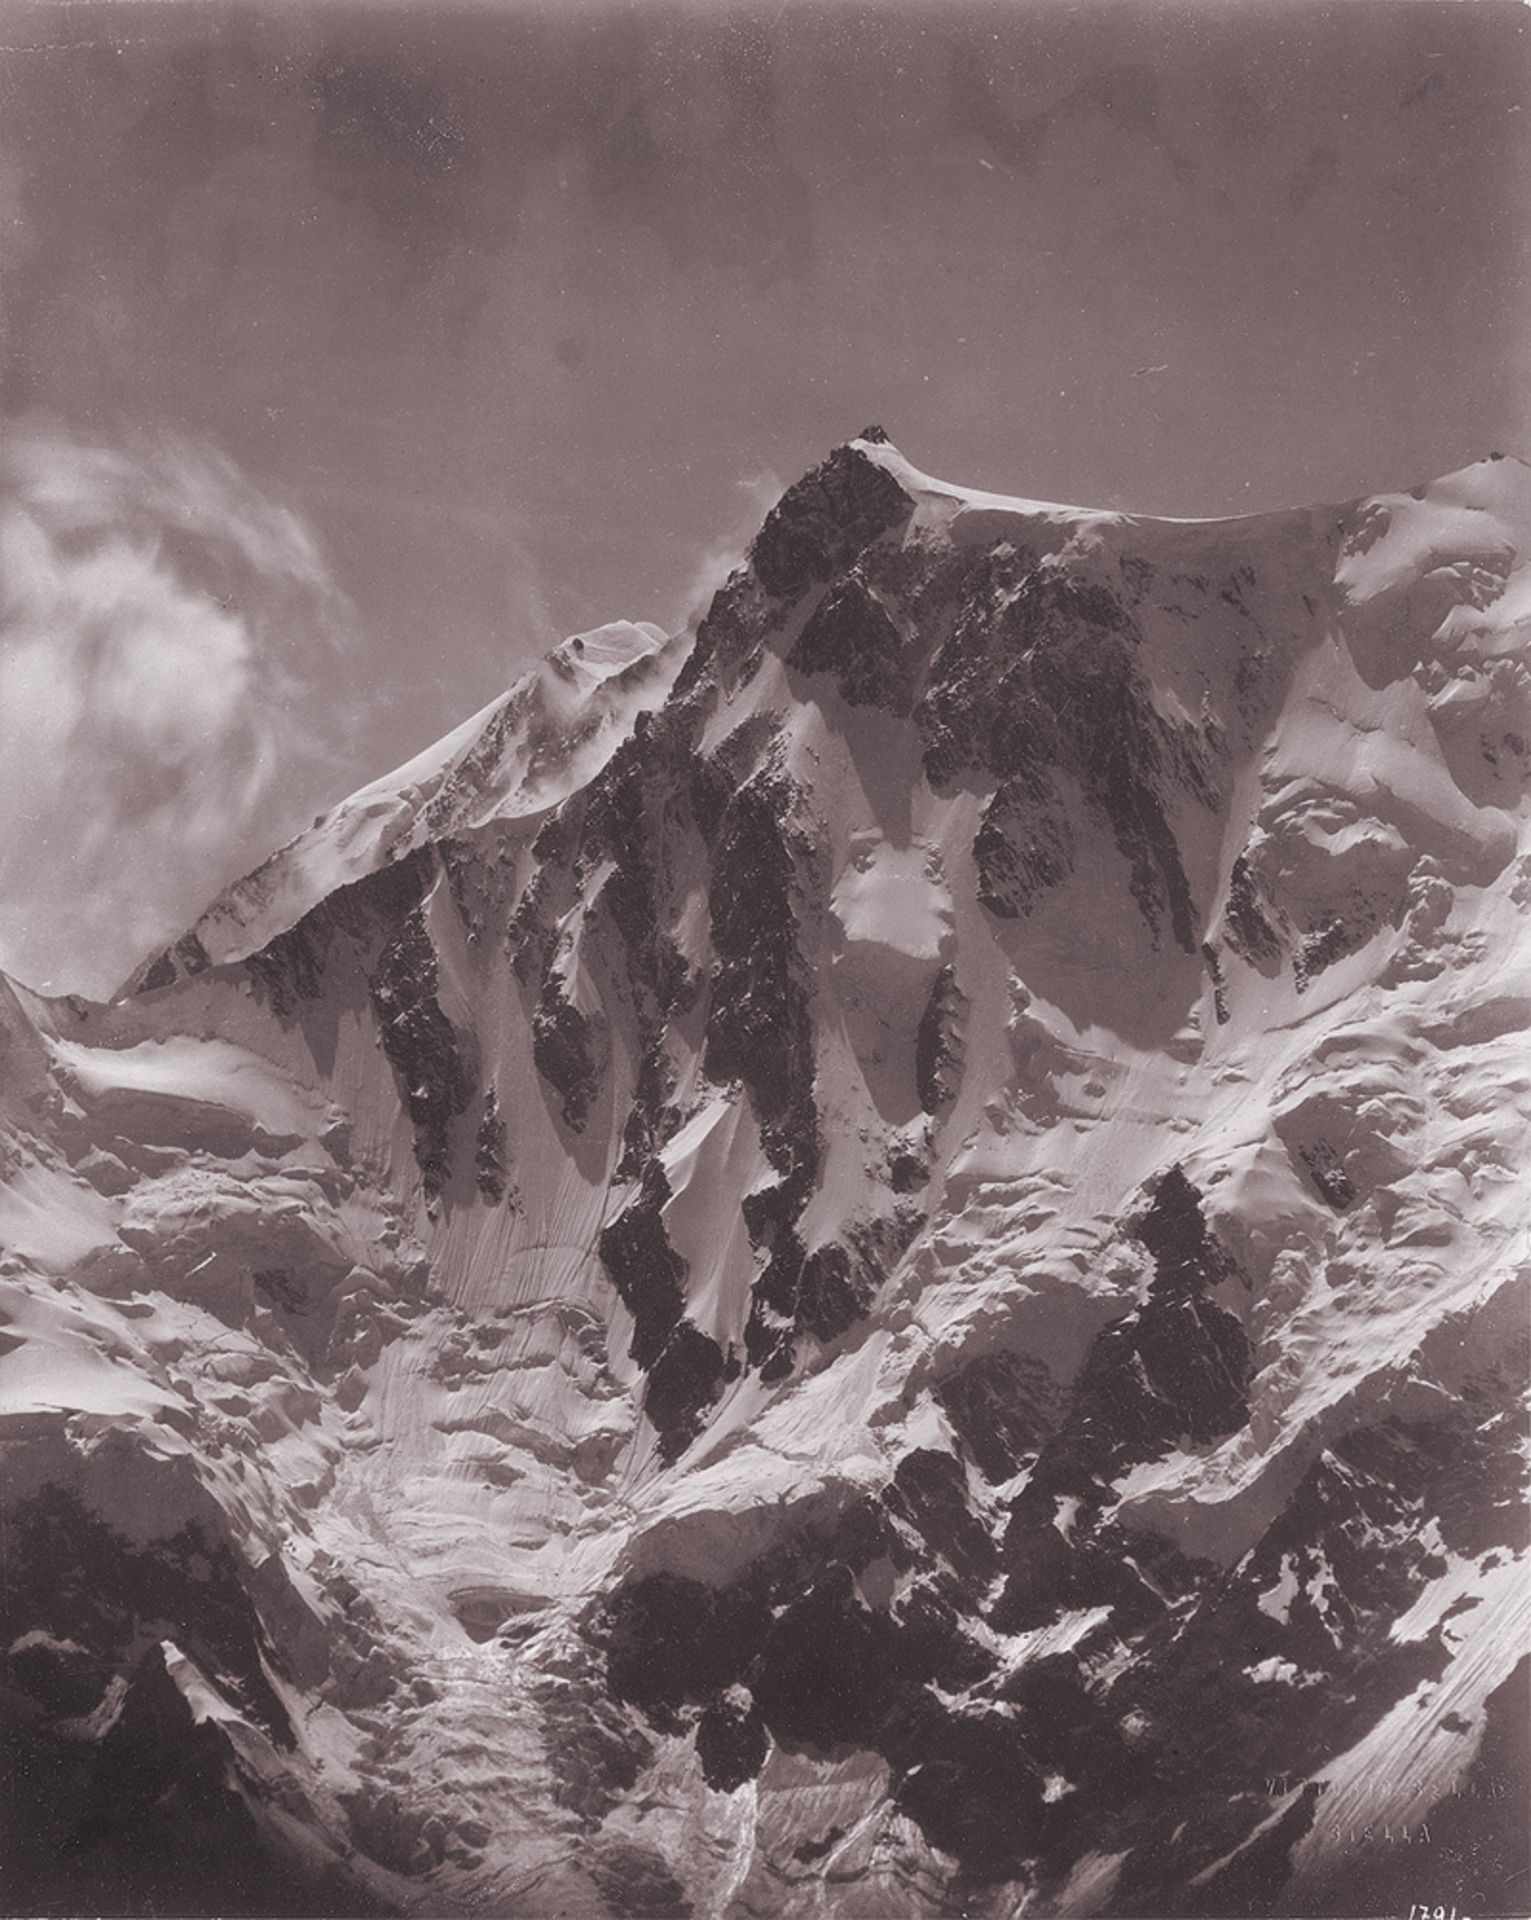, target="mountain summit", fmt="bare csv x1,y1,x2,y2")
2,437,1527,1918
